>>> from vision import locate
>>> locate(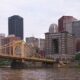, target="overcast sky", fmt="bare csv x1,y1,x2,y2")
0,0,80,39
